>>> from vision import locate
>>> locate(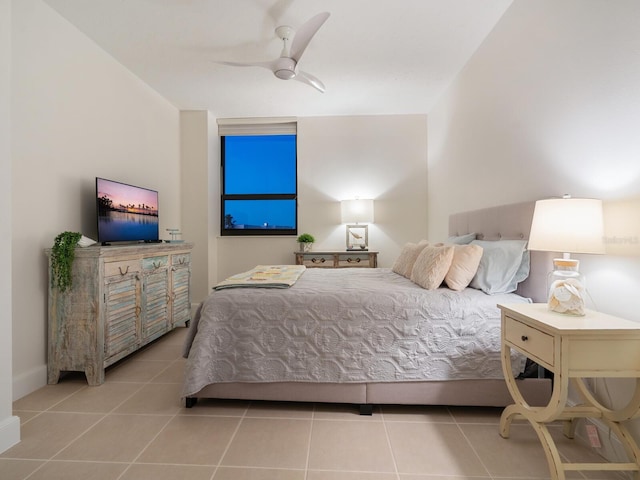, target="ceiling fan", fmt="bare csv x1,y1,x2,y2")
217,12,330,93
